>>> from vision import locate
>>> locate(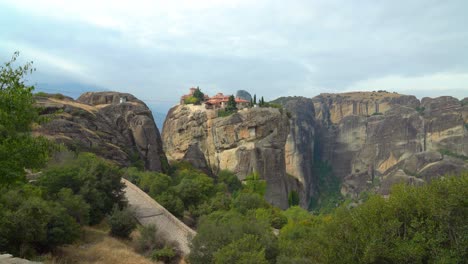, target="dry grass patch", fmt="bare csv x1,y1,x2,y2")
43,226,159,264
